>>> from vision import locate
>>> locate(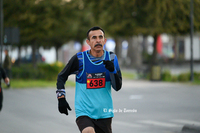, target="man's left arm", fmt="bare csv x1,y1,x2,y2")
1,67,9,85
103,54,122,91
